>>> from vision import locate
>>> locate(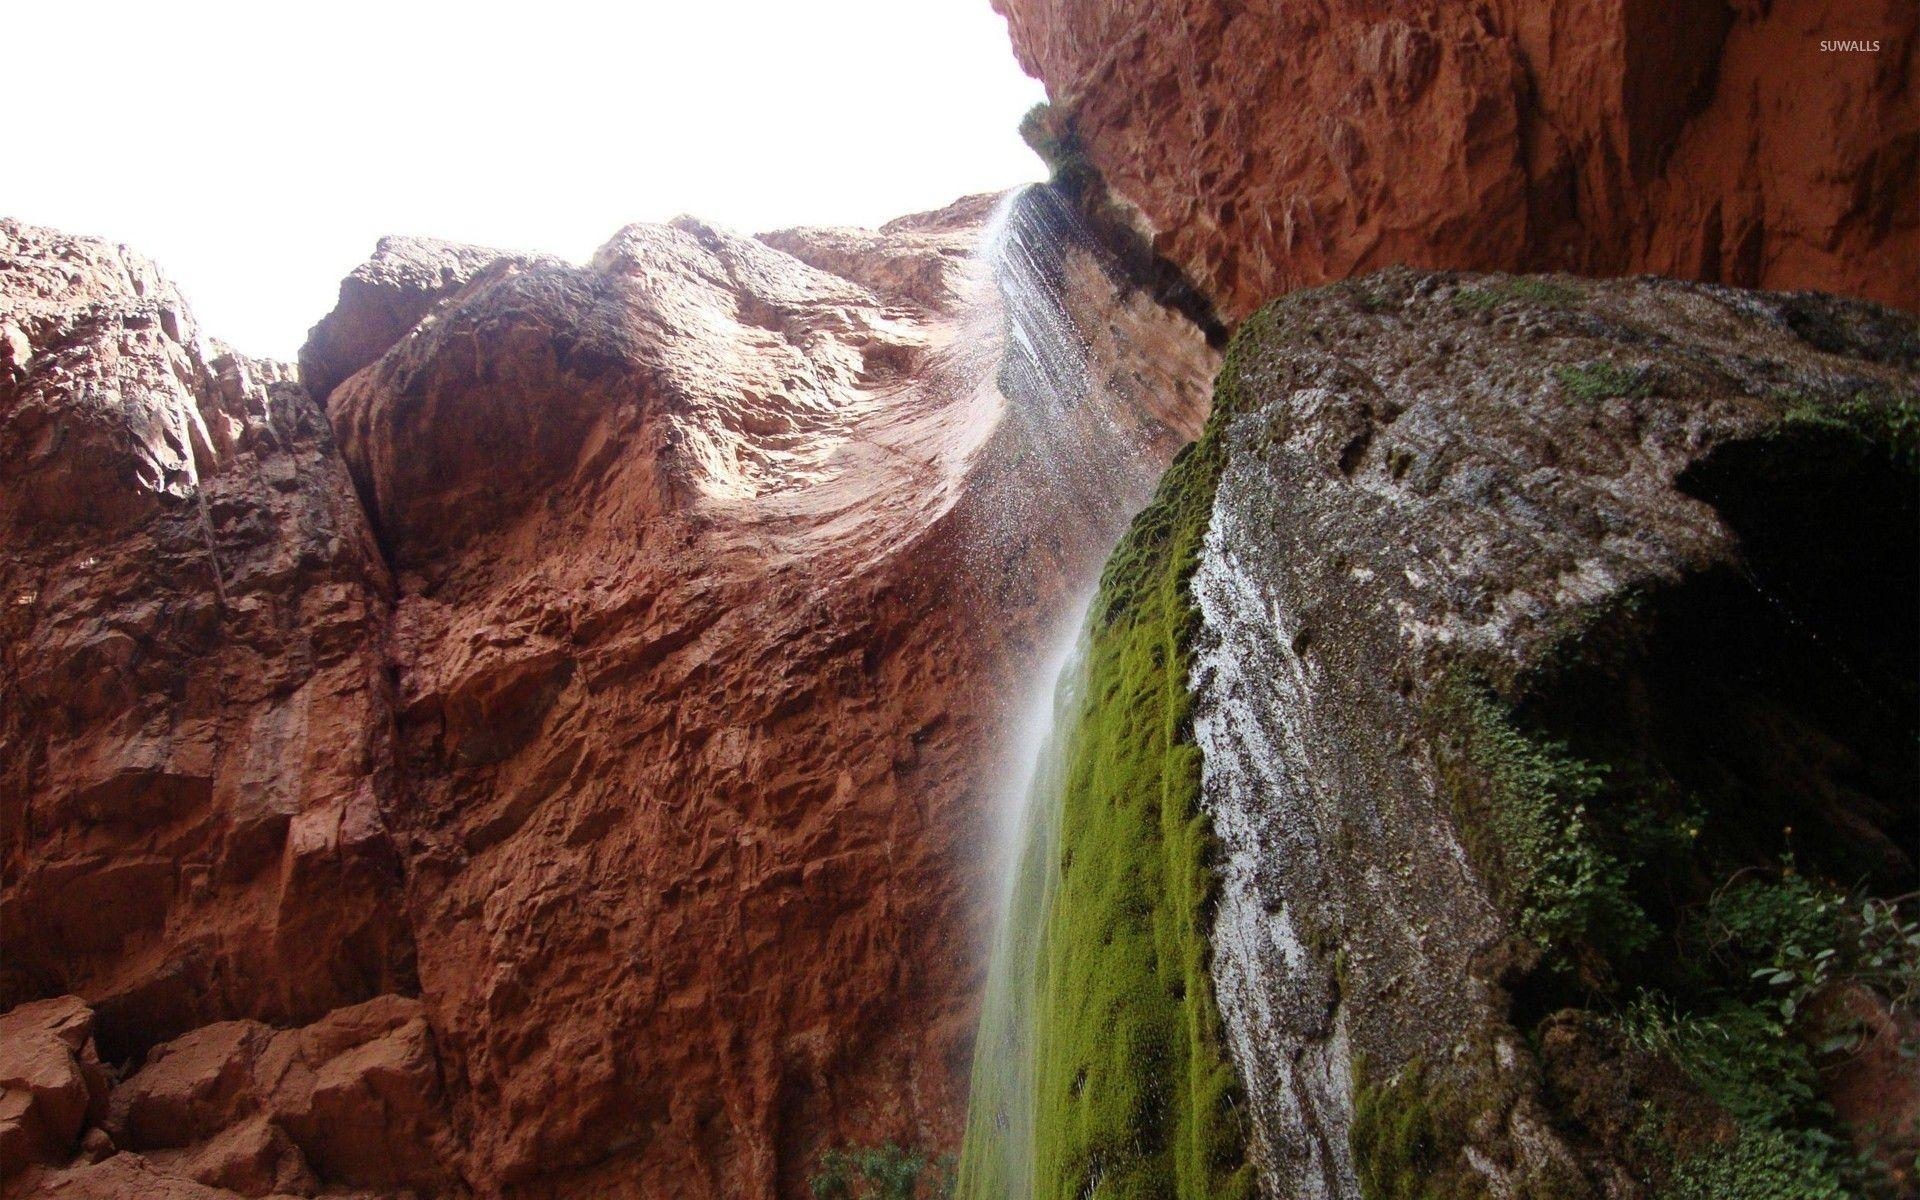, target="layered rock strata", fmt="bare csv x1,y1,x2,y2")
0,219,415,1066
